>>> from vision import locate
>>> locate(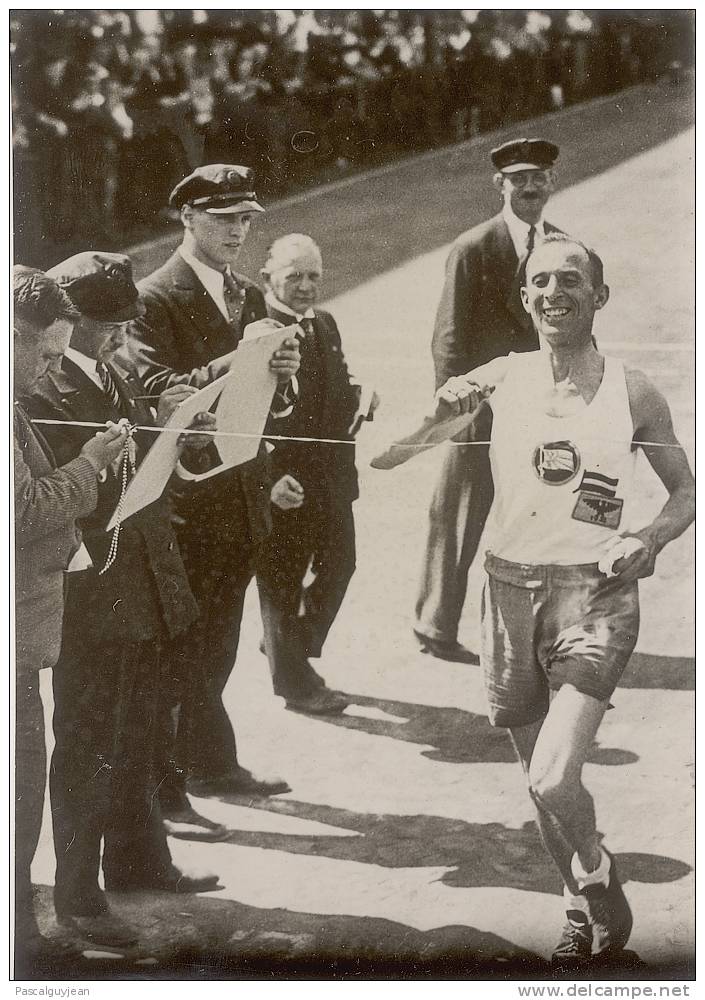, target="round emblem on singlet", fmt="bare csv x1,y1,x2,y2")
532,440,581,485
